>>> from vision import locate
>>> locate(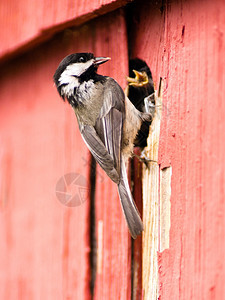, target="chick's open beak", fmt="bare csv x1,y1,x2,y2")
94,57,111,66
127,70,149,87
